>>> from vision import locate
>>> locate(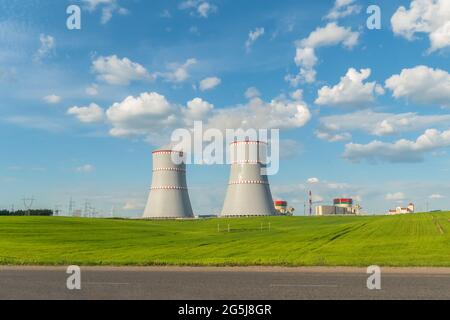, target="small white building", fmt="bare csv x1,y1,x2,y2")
387,203,415,215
